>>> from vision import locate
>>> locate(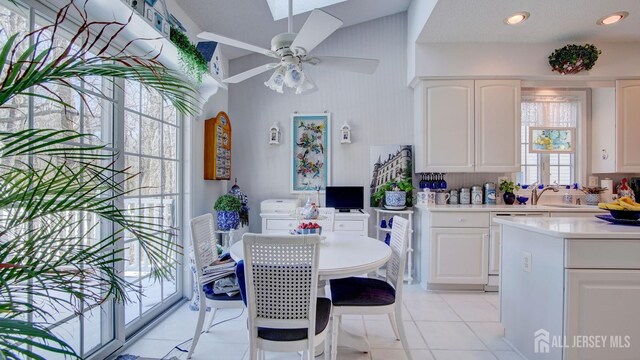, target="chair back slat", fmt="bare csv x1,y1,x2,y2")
386,216,410,290
243,234,320,330
189,214,217,279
